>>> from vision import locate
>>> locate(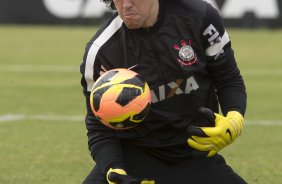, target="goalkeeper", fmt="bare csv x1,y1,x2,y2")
80,0,247,183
